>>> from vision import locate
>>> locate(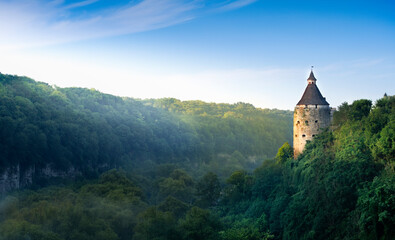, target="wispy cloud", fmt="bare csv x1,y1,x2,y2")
64,0,99,10
0,0,256,50
218,0,258,11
